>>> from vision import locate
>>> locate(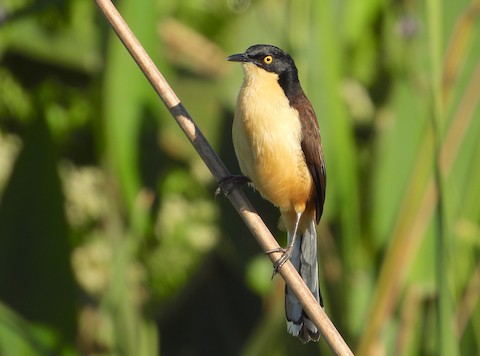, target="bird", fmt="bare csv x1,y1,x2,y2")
225,44,326,343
